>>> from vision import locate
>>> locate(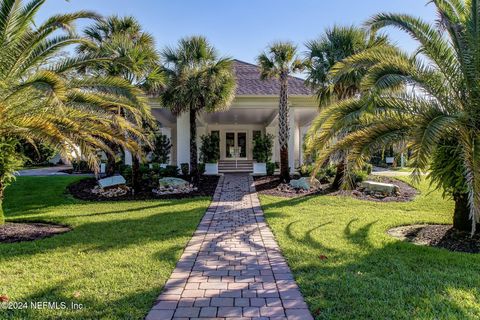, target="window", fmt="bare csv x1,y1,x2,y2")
253,130,262,140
